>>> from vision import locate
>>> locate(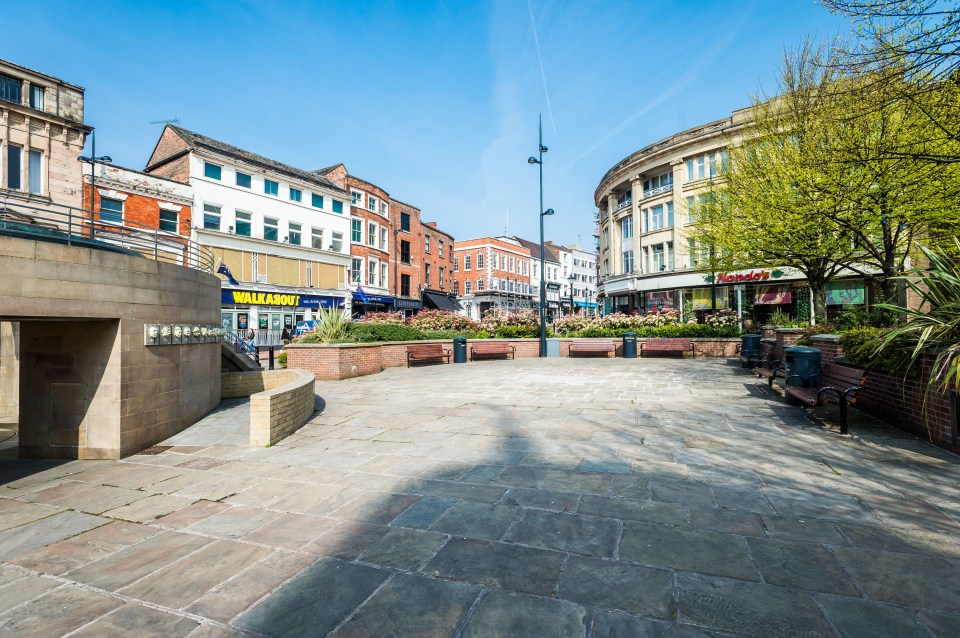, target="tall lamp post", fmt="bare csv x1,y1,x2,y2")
77,130,112,239
528,114,552,357
568,273,577,316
